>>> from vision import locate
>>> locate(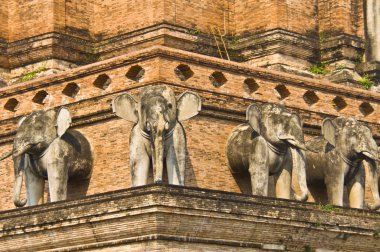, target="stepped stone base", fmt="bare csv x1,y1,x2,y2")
357,61,380,84
0,185,379,252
